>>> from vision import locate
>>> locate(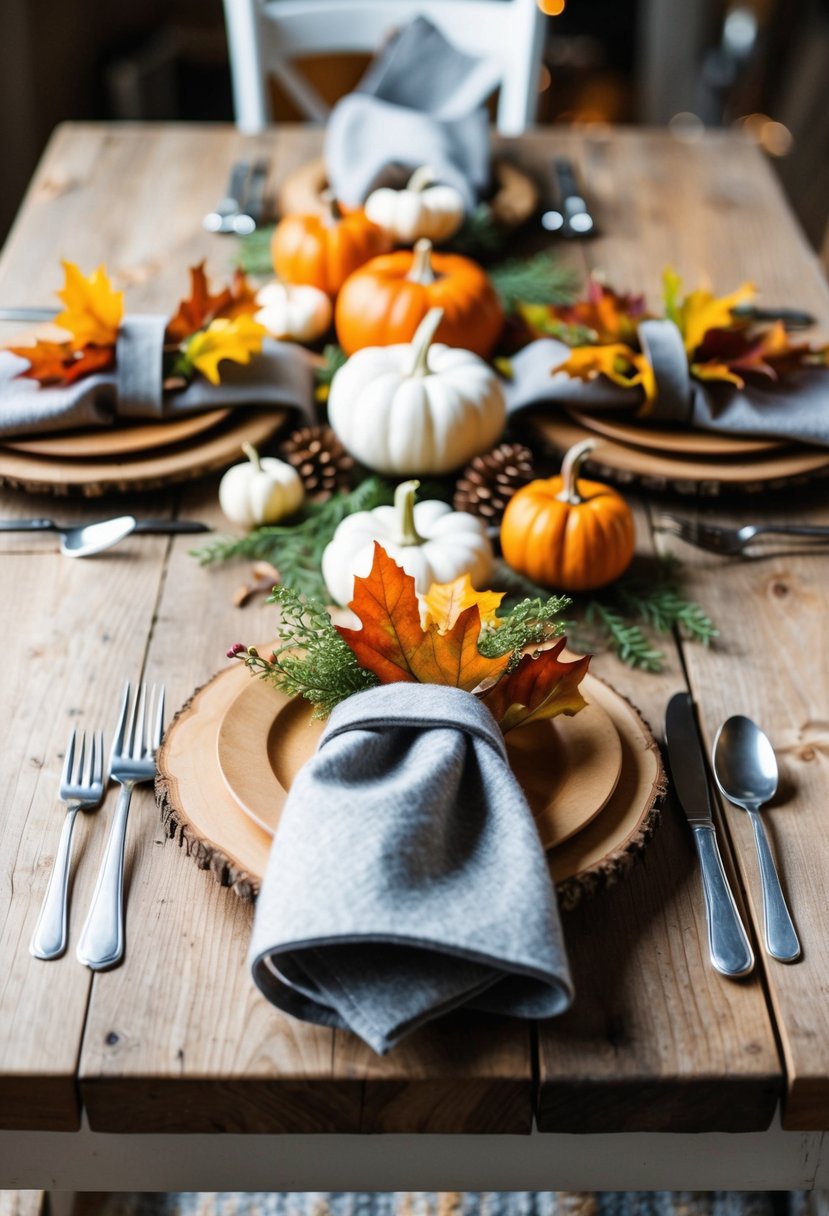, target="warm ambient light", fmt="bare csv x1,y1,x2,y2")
537,64,552,92
737,113,794,157
538,0,566,16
